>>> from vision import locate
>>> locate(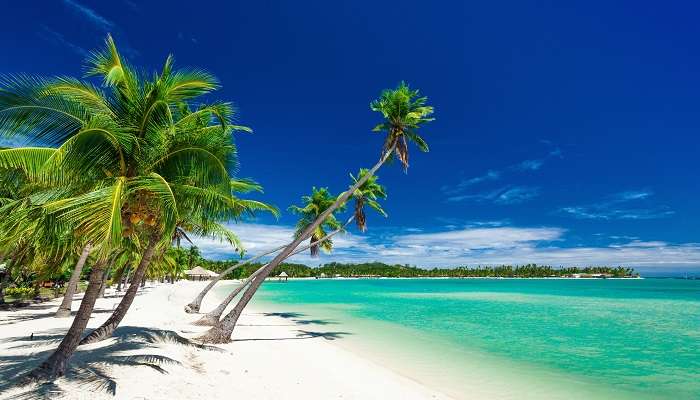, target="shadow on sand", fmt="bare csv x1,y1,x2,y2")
233,330,351,342
0,308,122,327
0,326,222,399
